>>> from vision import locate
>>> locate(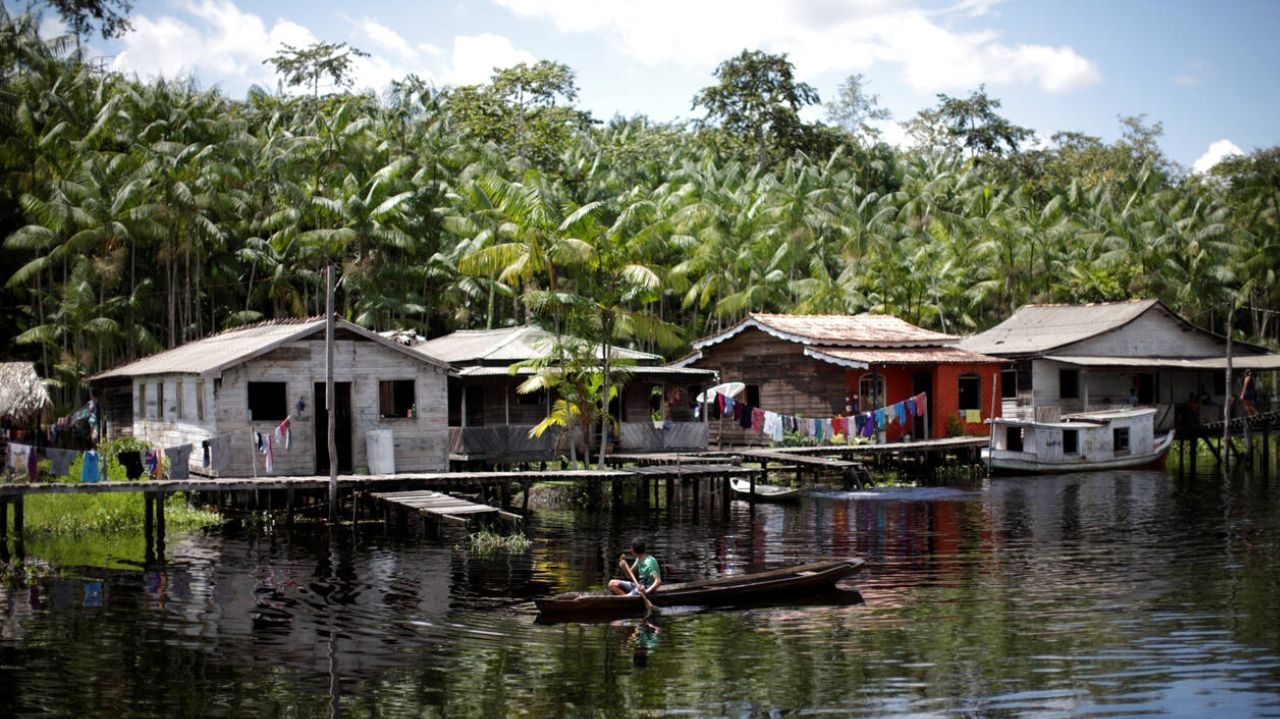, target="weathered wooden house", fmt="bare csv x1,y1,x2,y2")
677,313,1006,445
410,326,716,463
92,318,450,477
956,299,1280,426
